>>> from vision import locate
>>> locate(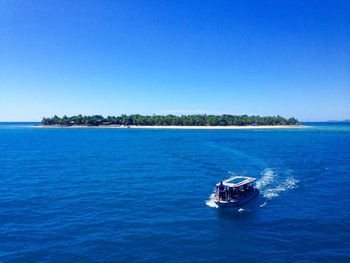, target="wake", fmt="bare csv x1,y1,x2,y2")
256,168,299,199
205,193,218,208
206,168,299,210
